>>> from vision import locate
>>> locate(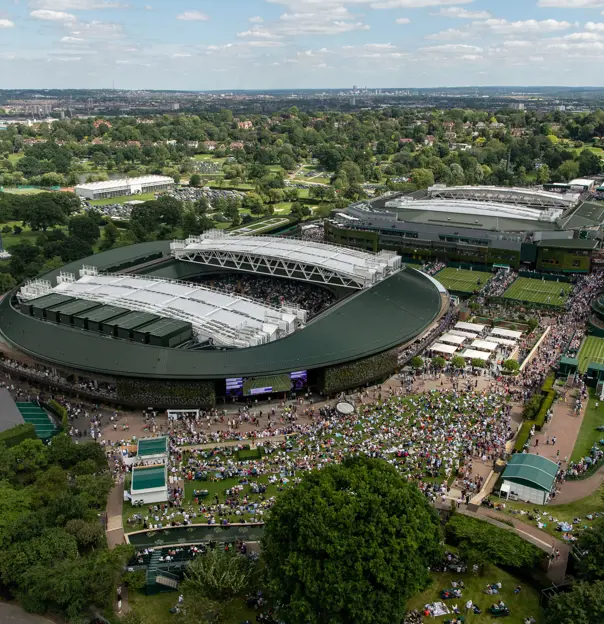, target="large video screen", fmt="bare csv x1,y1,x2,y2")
226,371,308,398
